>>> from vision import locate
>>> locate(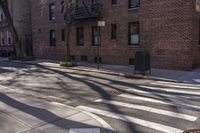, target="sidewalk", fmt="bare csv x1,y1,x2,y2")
0,86,114,133
6,58,200,84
